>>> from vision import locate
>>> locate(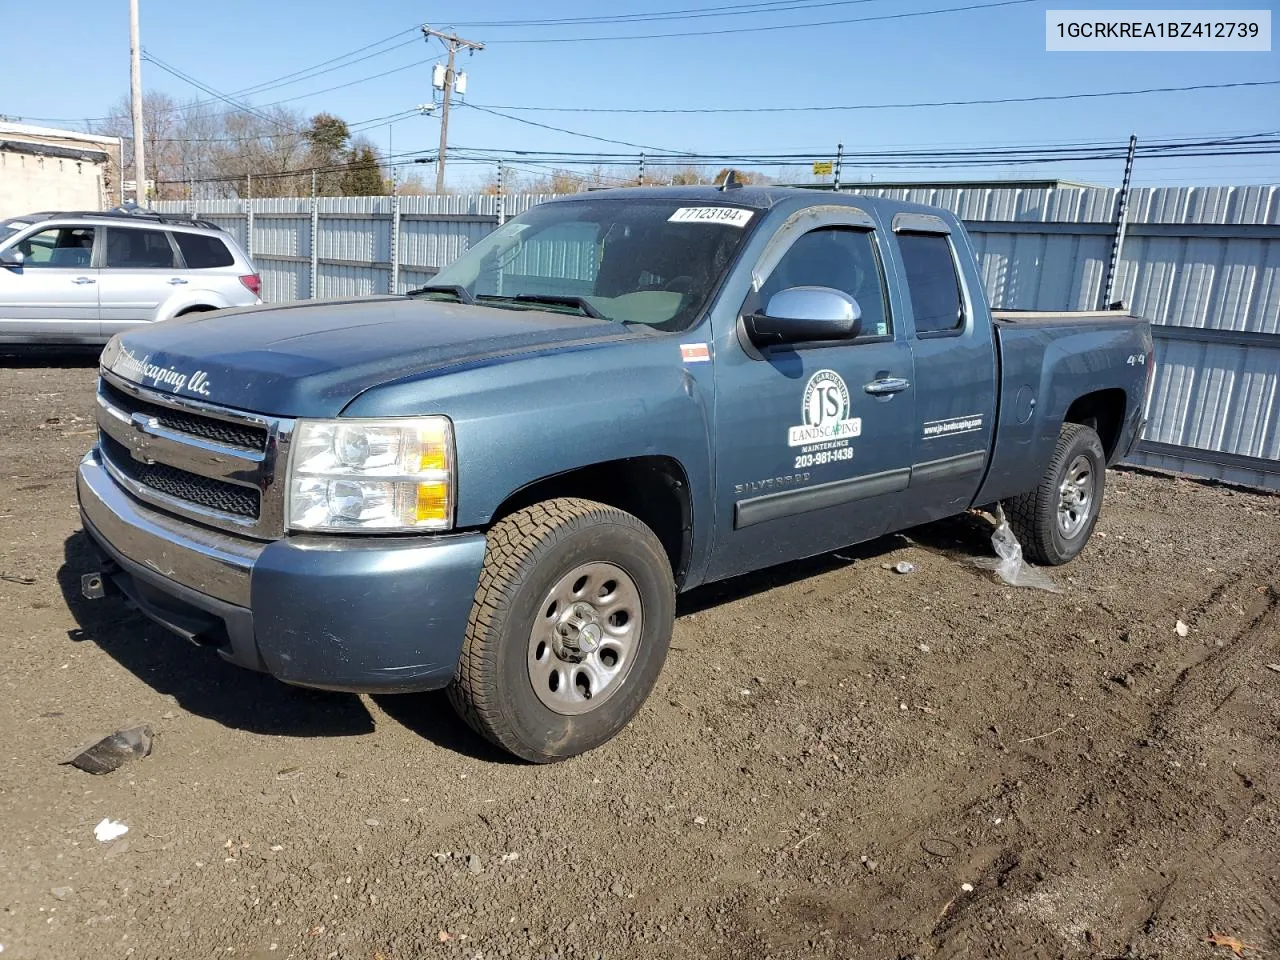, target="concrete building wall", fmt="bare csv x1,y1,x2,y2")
0,122,122,219
0,151,108,218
